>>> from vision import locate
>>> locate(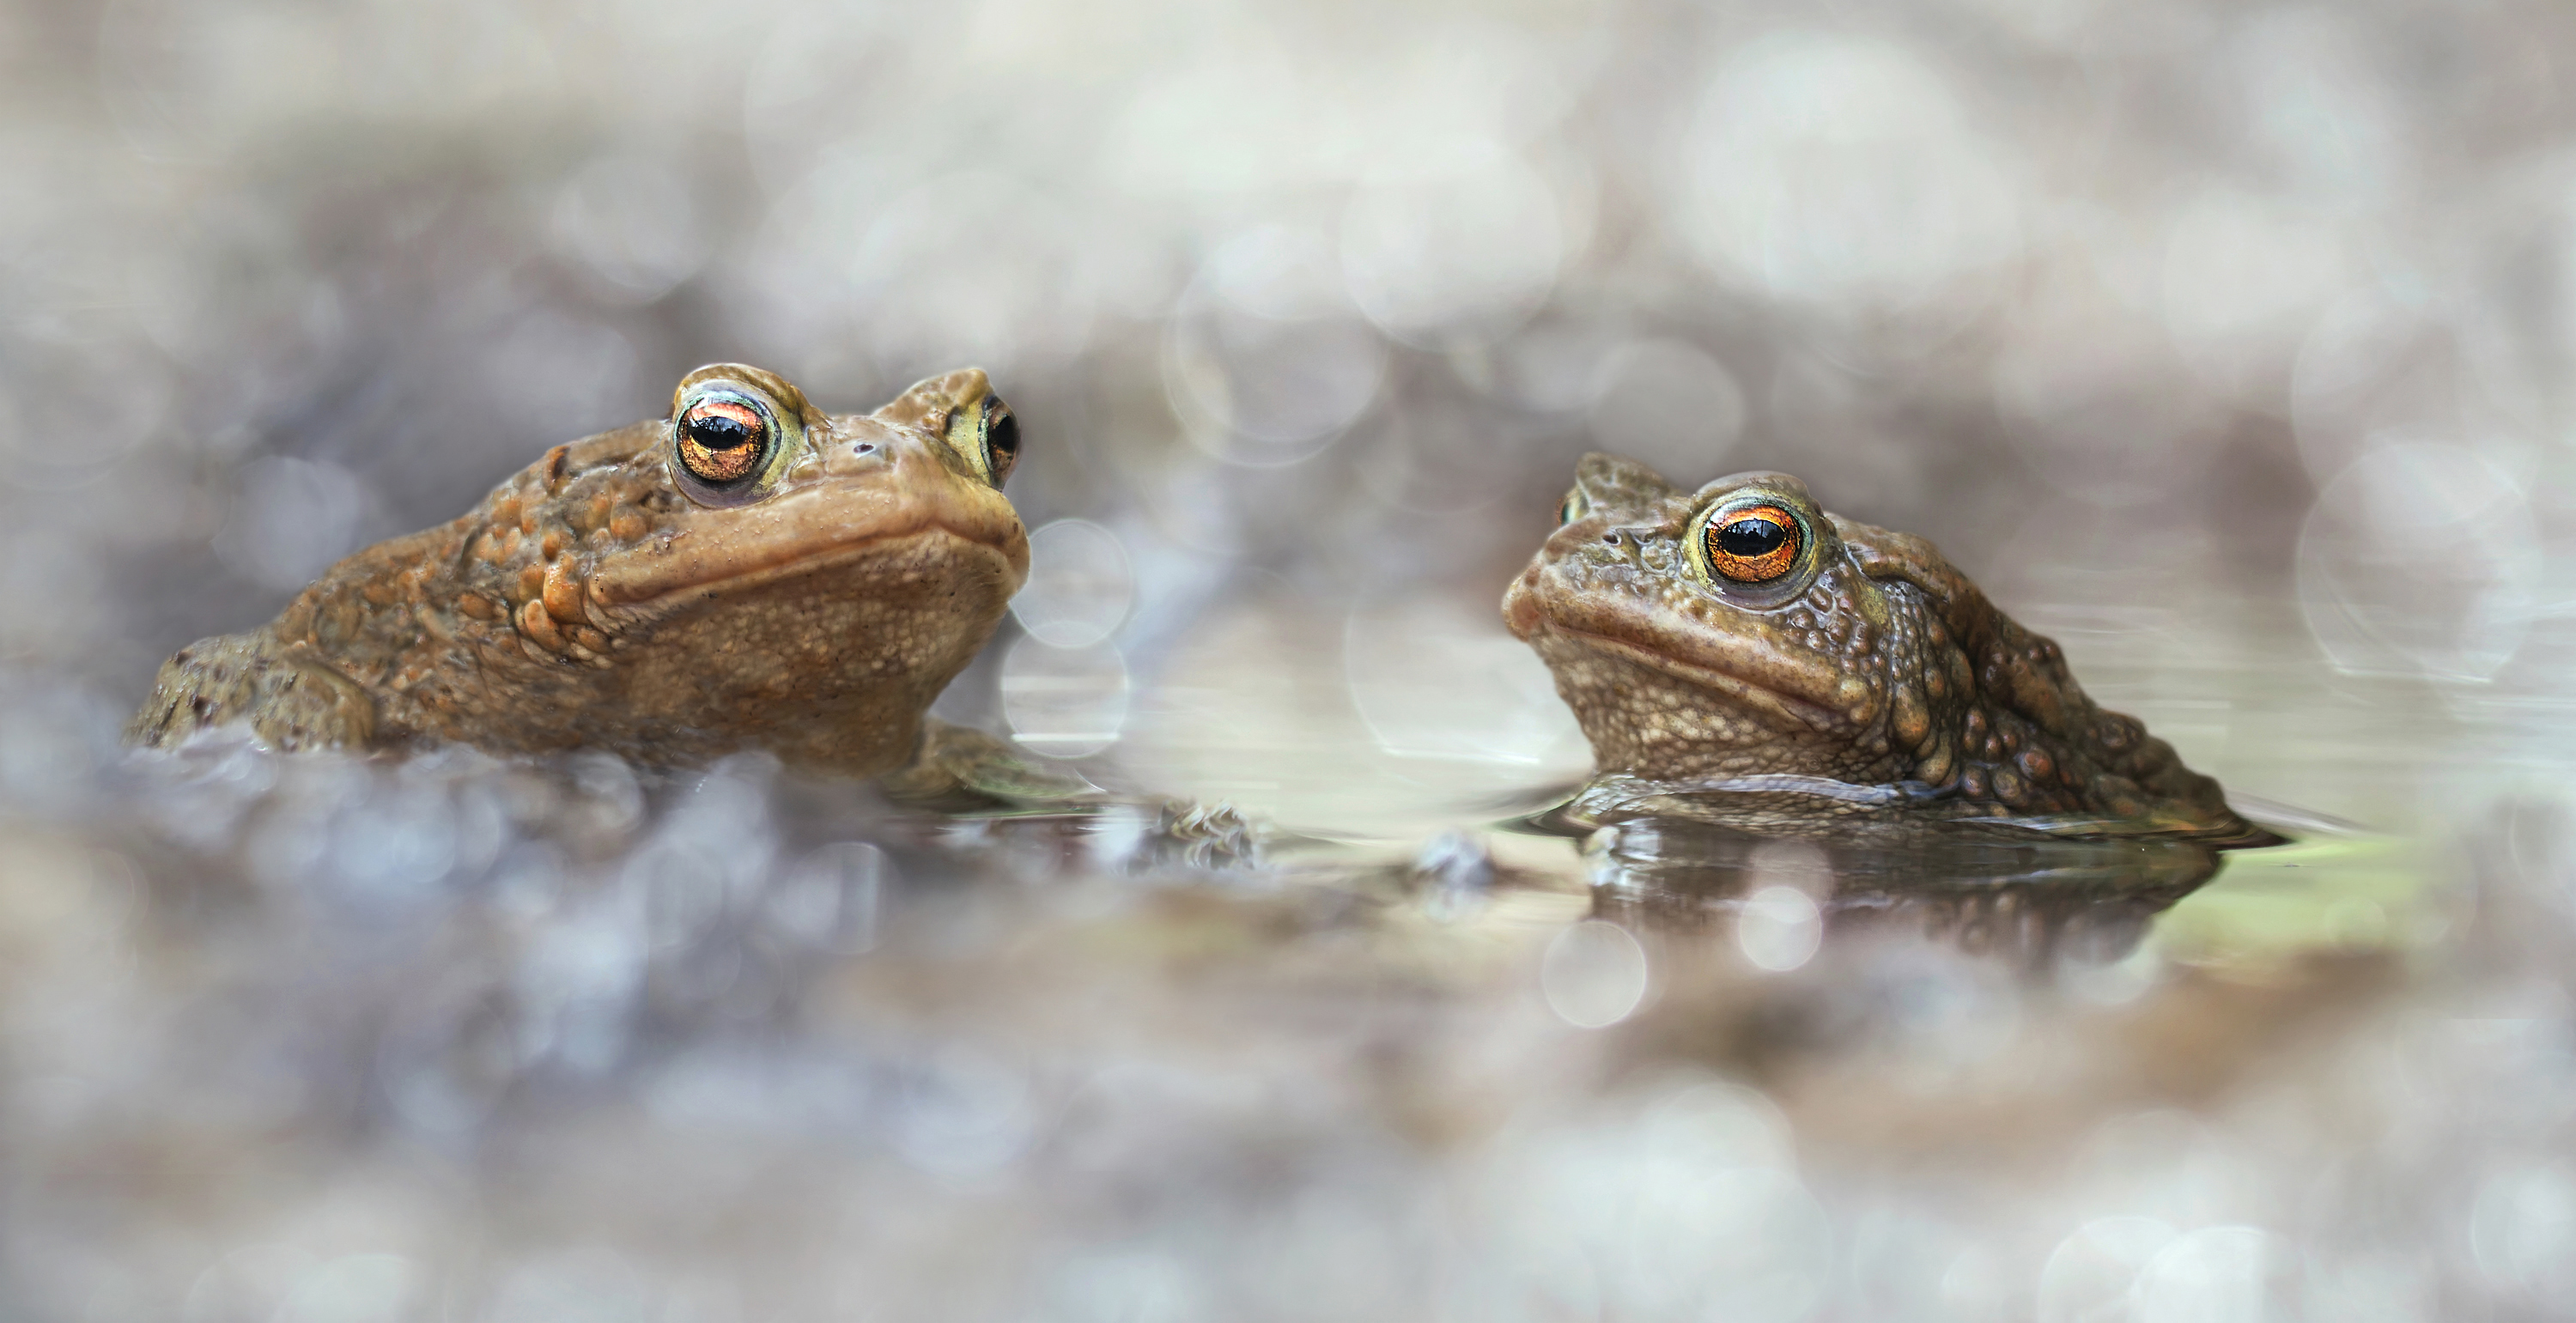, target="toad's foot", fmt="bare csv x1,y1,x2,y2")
884,719,1269,866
